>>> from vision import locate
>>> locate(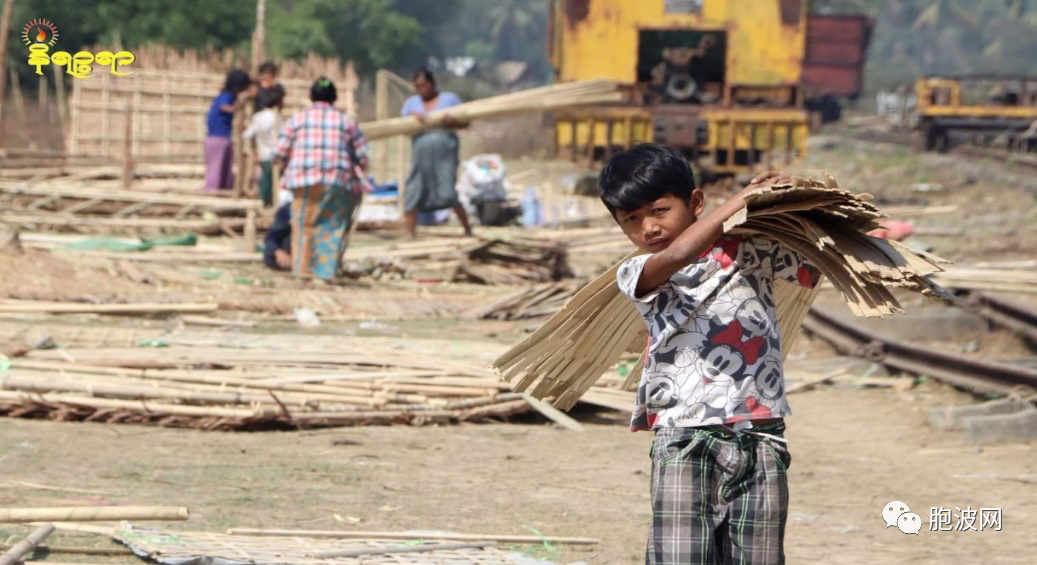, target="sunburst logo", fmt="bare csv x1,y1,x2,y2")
21,18,59,47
